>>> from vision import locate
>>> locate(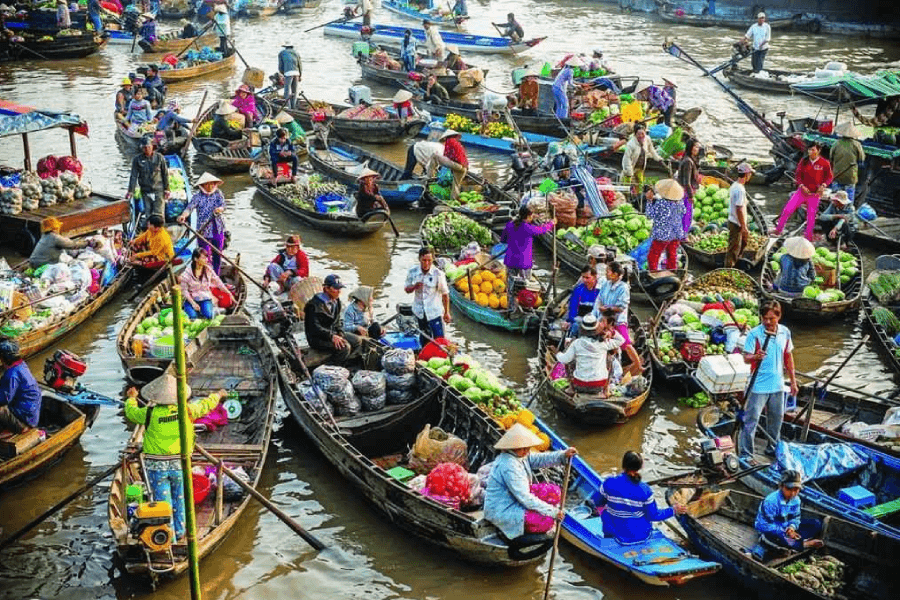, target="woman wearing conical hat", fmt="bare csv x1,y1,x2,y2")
645,178,685,272
179,171,228,273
